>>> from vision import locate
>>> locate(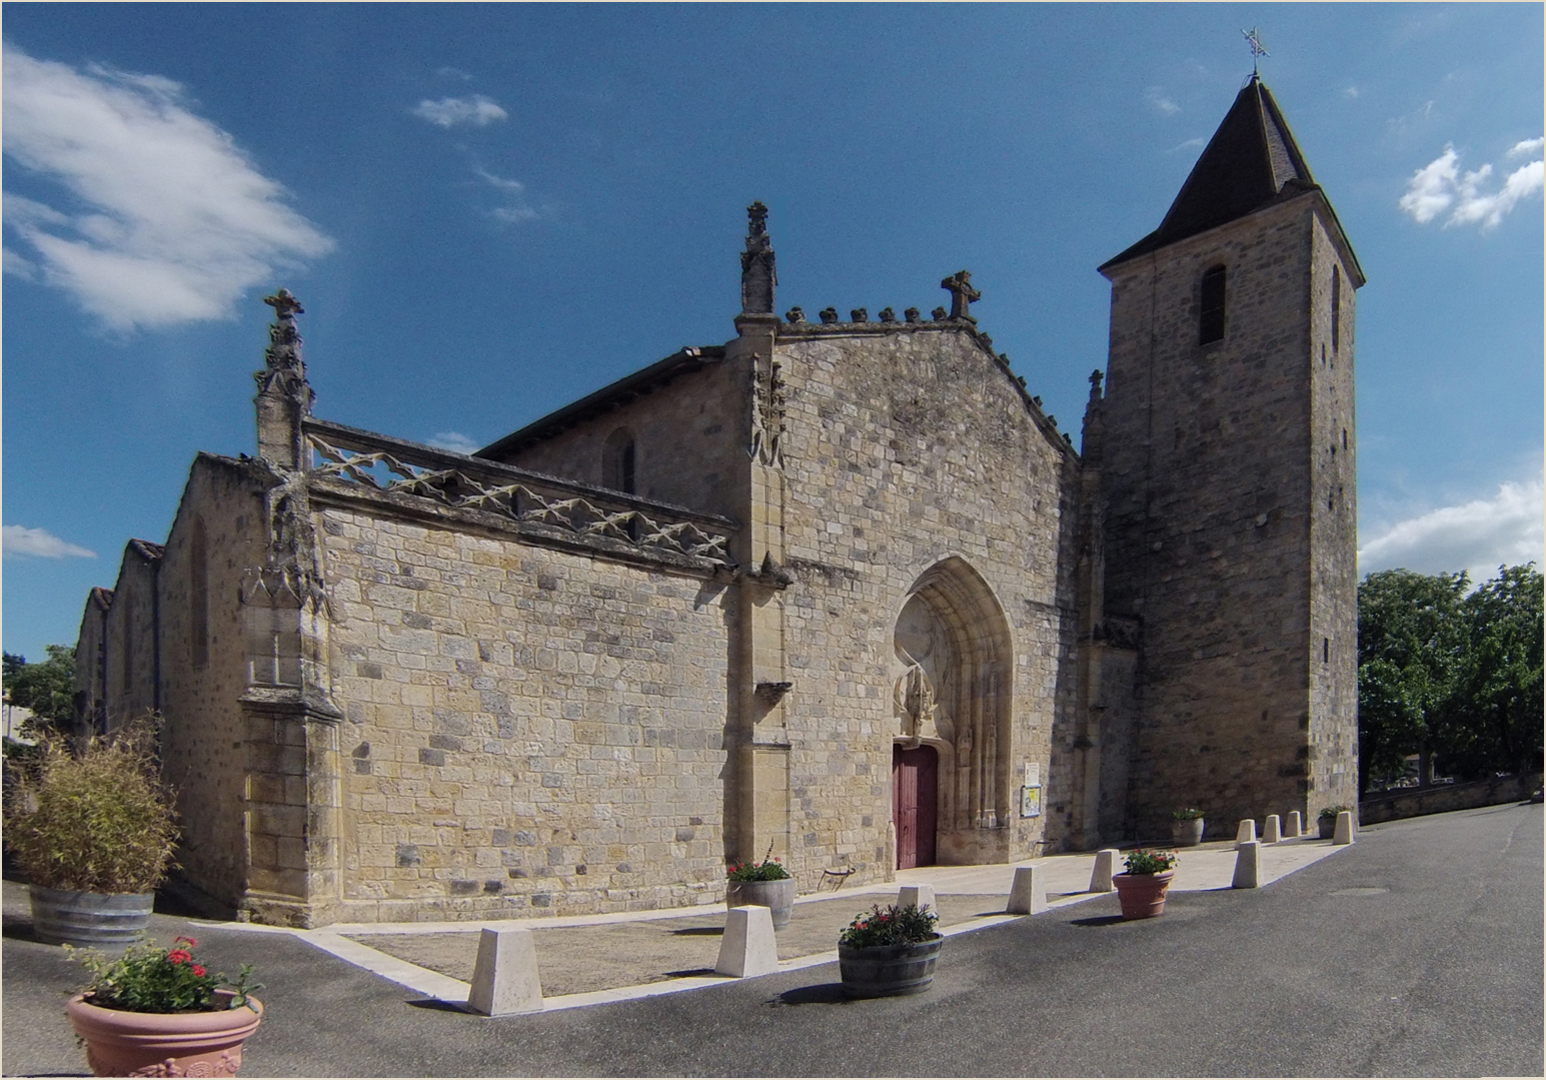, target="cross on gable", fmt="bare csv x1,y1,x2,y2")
940,270,981,322
264,289,304,321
